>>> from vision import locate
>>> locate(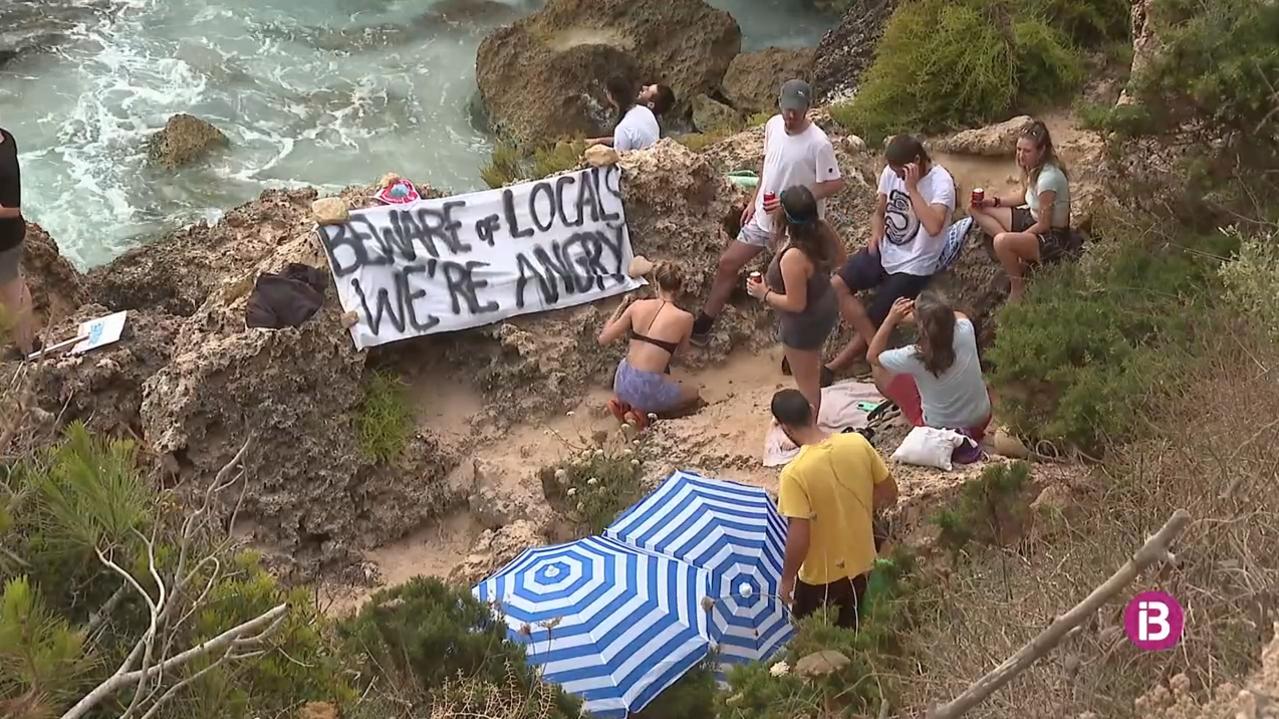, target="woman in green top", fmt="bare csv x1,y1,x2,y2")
969,120,1074,302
